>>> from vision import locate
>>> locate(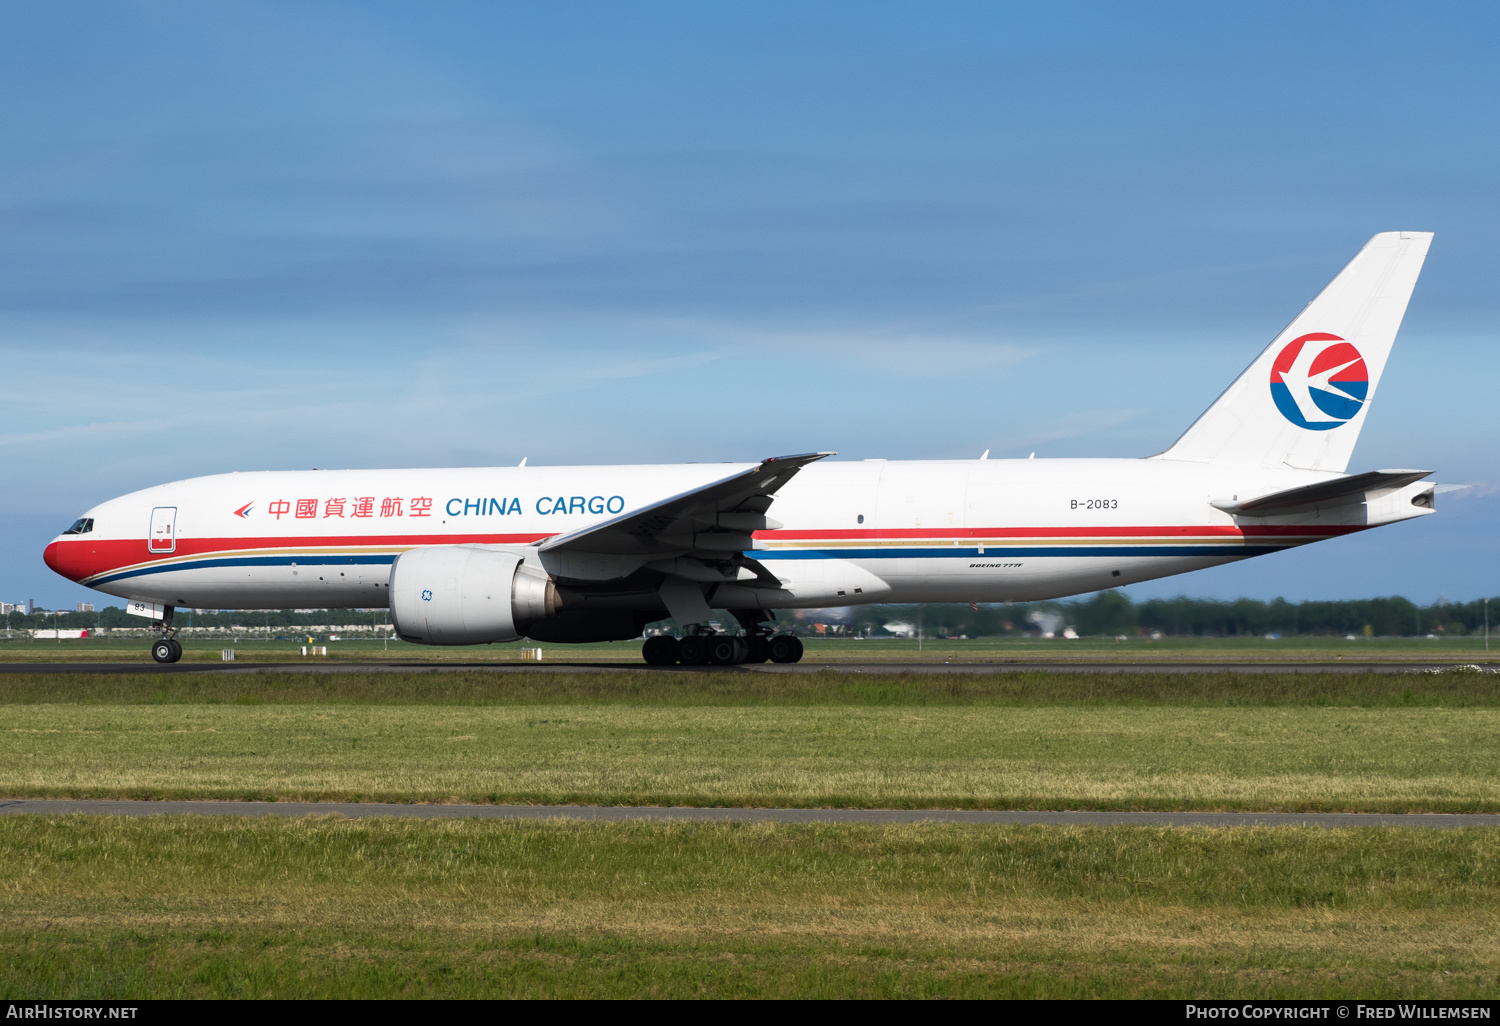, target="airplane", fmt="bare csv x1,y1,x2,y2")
44,231,1440,666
